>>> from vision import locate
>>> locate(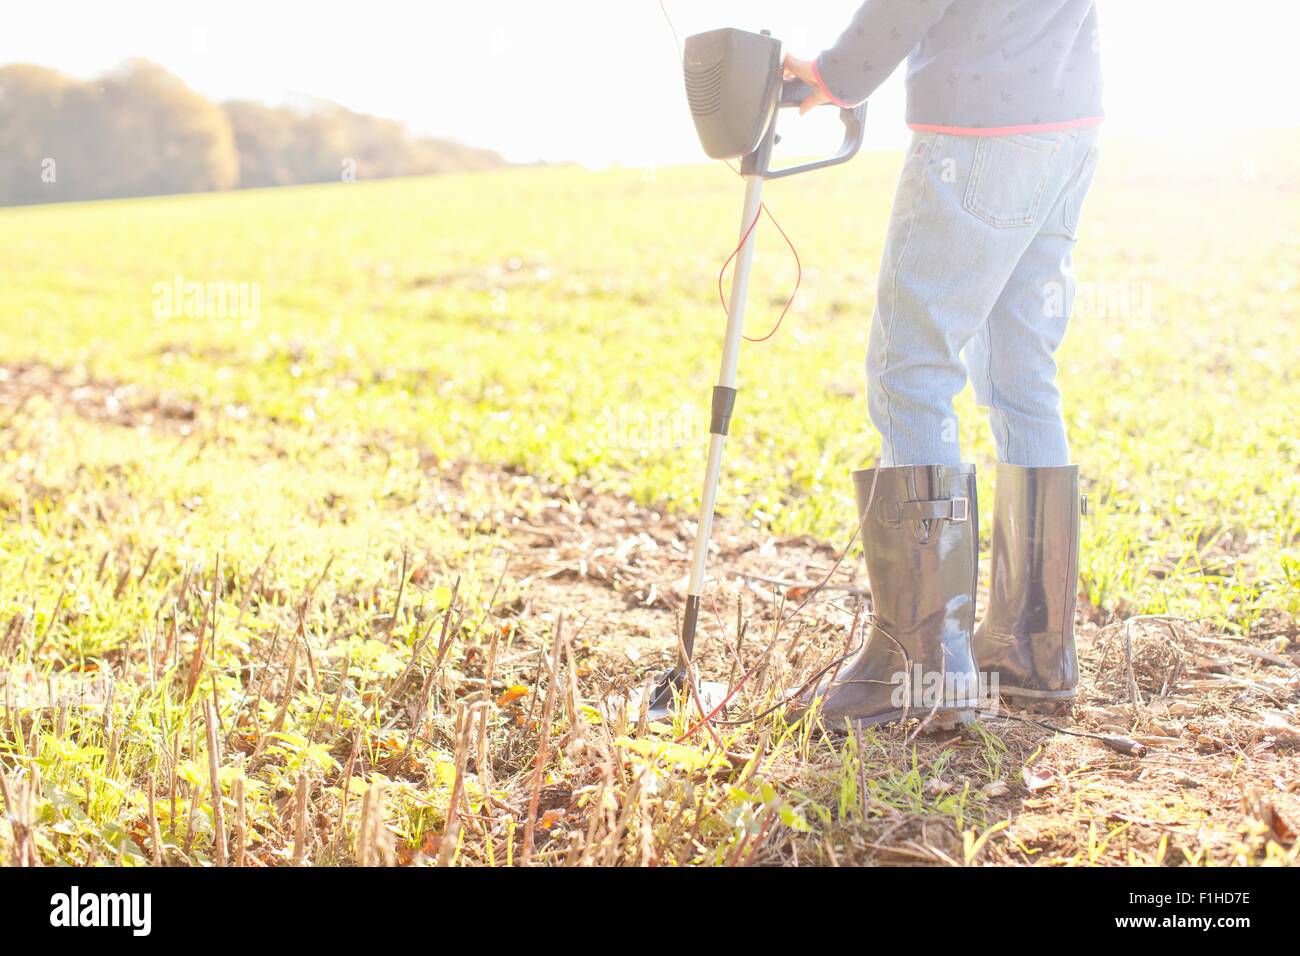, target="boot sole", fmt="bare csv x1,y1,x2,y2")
833,705,981,734
999,687,1076,717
